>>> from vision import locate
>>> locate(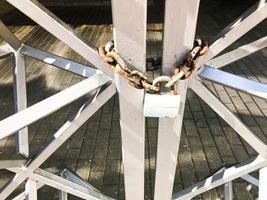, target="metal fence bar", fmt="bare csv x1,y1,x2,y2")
111,0,147,199
154,1,200,200
224,182,233,200
0,73,110,141
198,65,267,100
59,191,68,200
0,20,29,156
241,174,259,187
62,169,99,192
195,0,267,69
259,166,267,200
189,78,267,158
0,84,116,199
0,20,22,50
12,51,29,156
25,179,37,200
9,168,113,200
172,155,267,200
0,44,12,58
20,45,96,78
6,0,112,77
207,36,267,68
13,183,44,200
